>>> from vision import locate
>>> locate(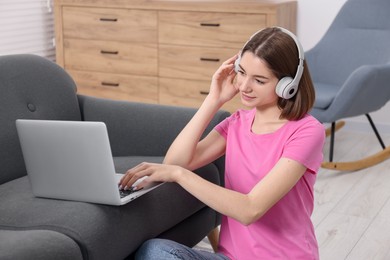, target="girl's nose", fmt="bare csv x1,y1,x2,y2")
238,77,251,93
